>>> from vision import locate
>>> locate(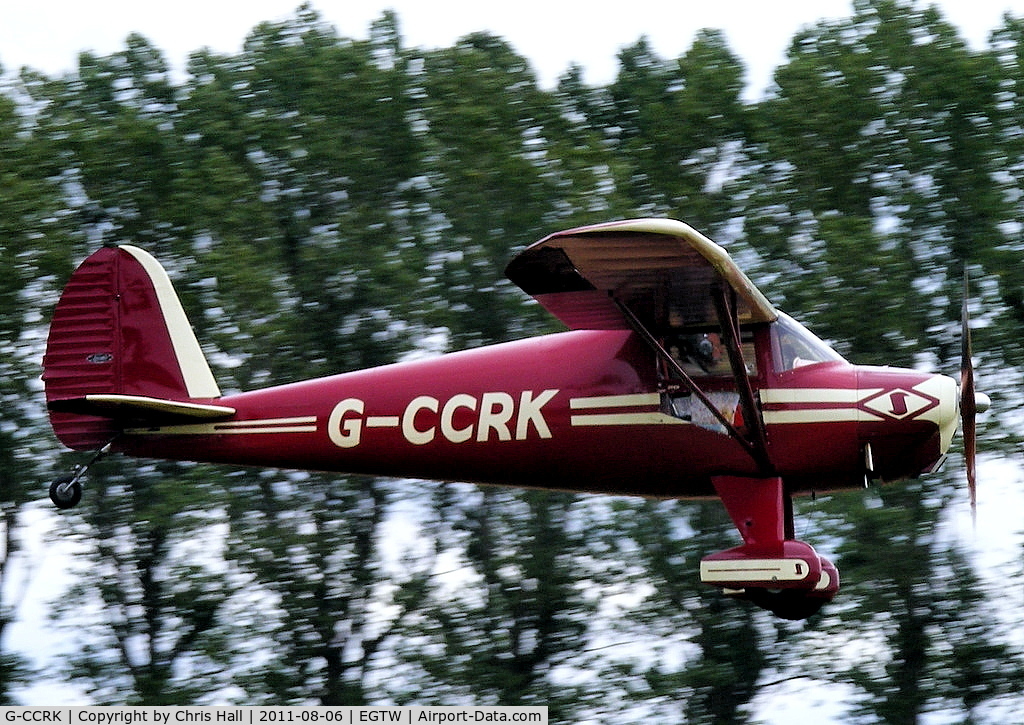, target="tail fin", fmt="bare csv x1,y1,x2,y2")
43,245,228,450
